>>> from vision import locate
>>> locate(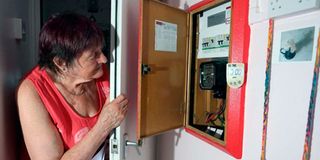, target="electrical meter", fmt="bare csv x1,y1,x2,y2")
199,60,227,98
